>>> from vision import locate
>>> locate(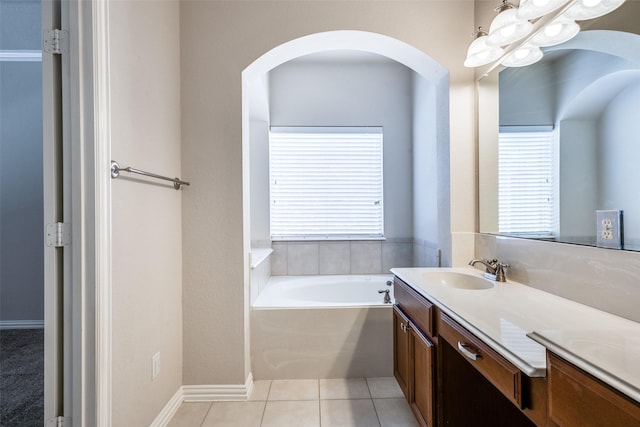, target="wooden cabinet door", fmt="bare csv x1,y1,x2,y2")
393,305,411,399
548,353,640,427
411,326,435,427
